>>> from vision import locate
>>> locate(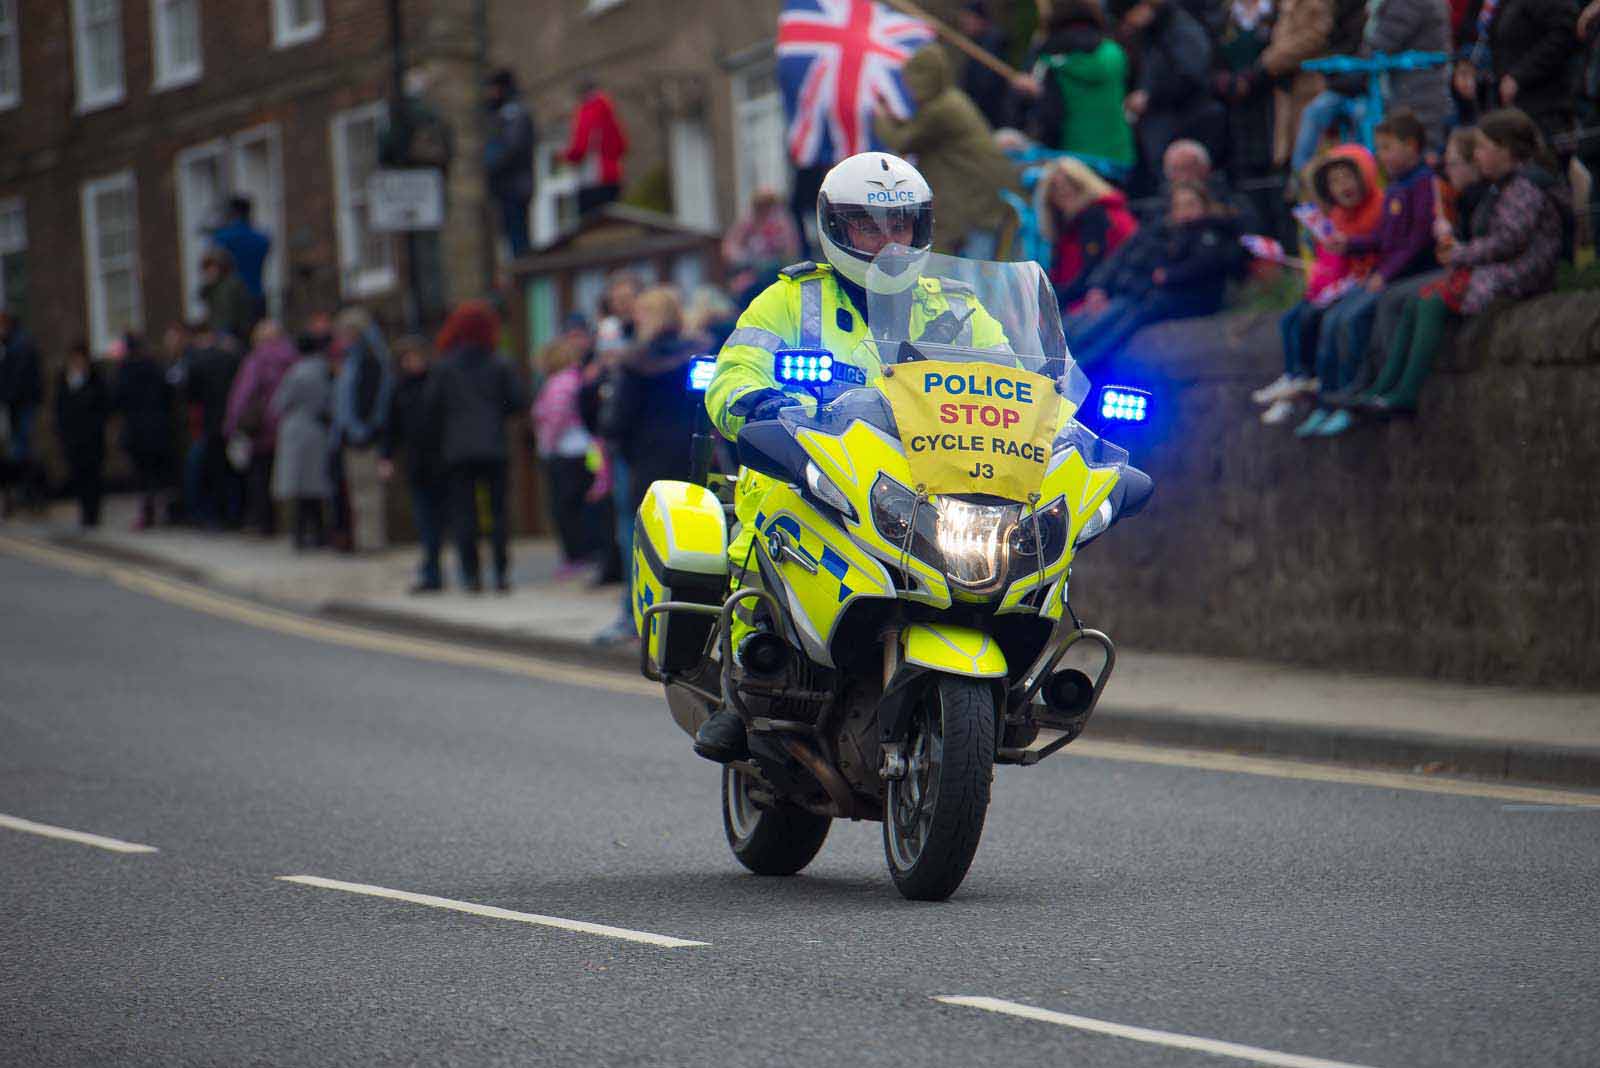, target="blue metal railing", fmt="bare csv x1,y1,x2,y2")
1301,51,1451,149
